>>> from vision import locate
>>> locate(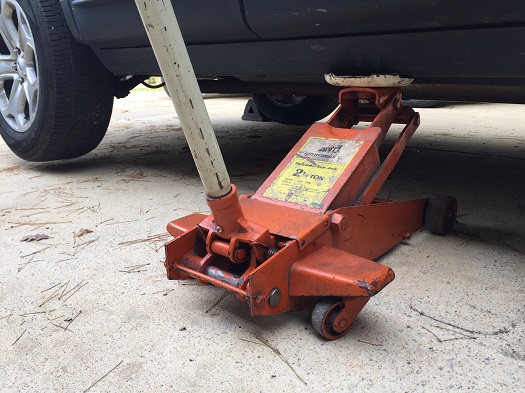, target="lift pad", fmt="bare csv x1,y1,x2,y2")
164,87,457,340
